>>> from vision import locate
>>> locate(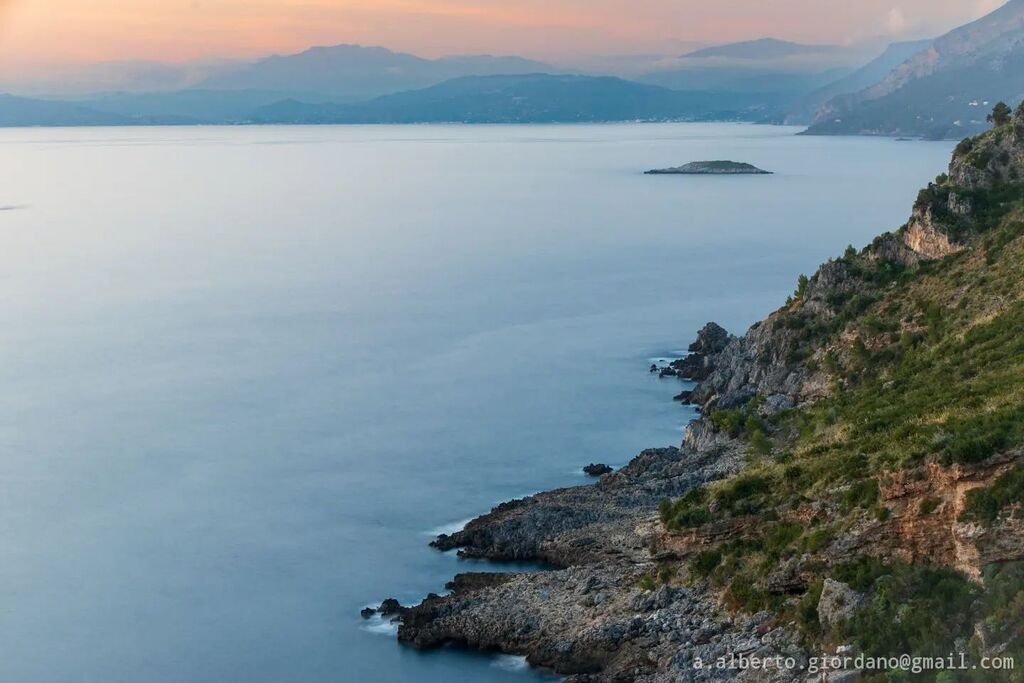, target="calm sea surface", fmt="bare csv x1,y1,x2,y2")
0,123,952,682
